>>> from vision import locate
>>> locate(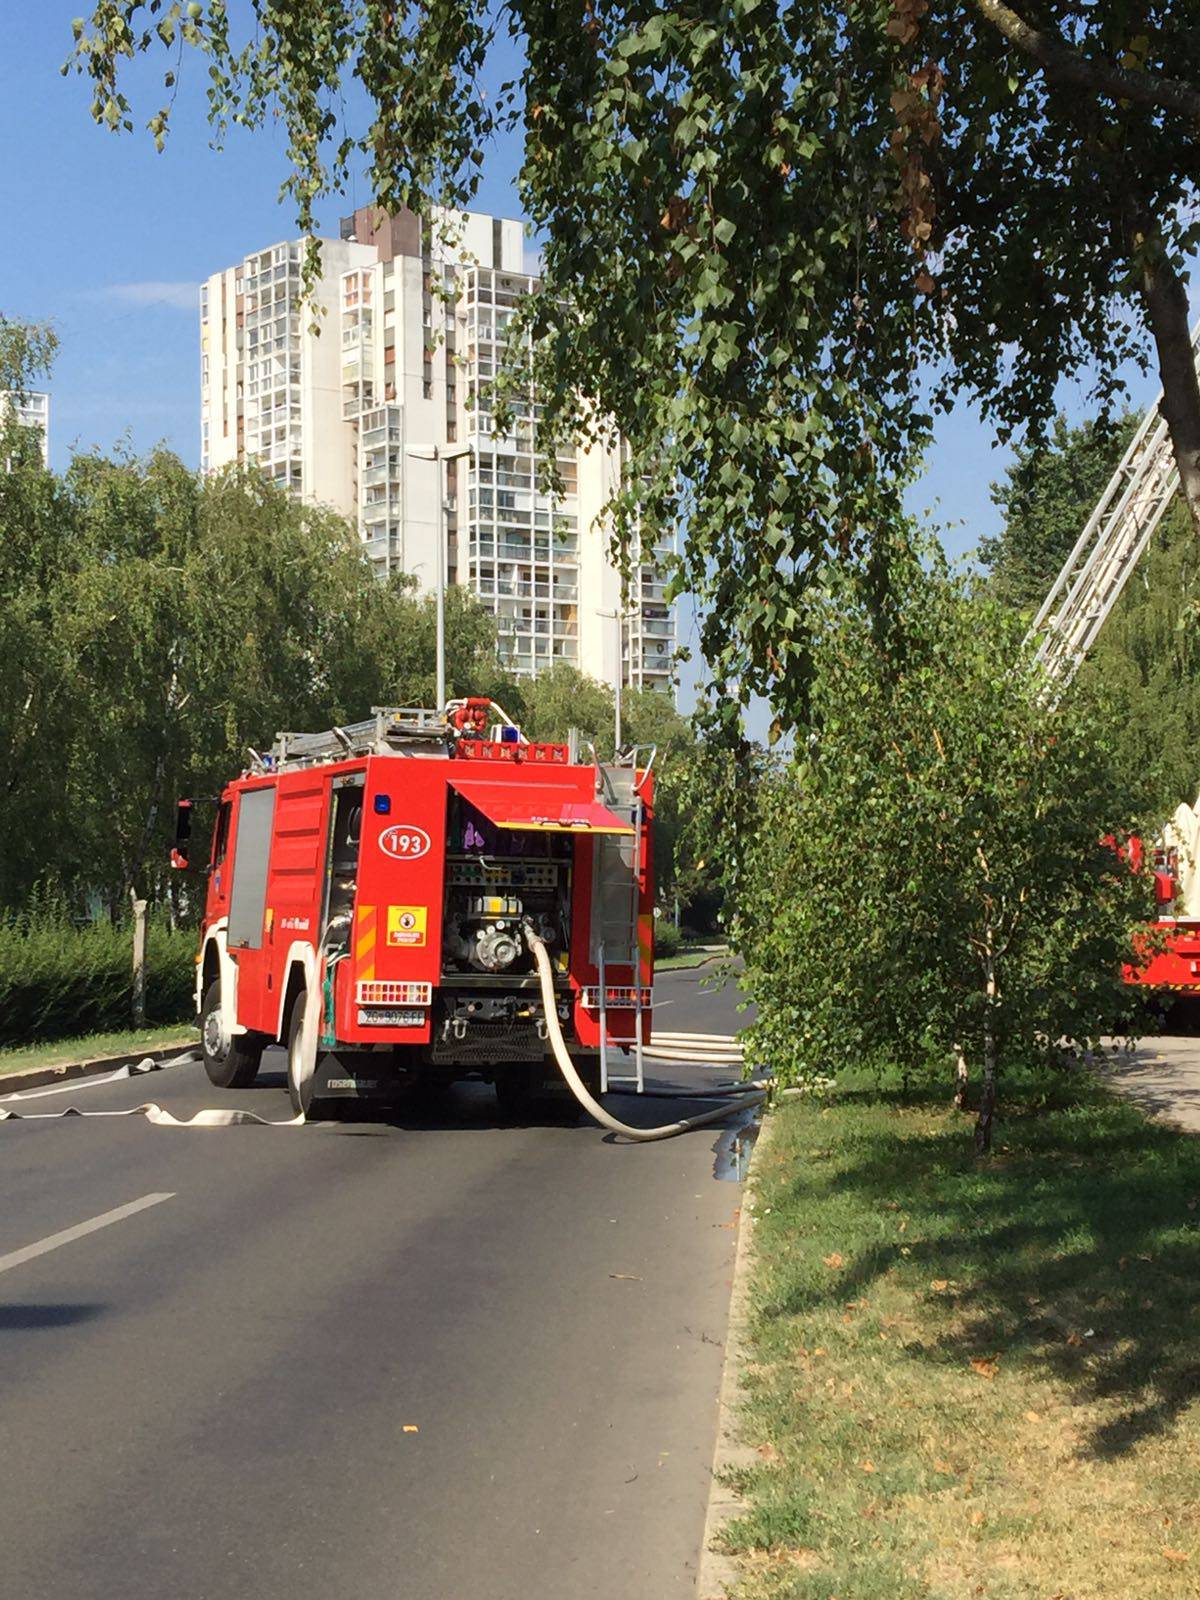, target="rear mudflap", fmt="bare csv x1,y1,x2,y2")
310,1050,408,1100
